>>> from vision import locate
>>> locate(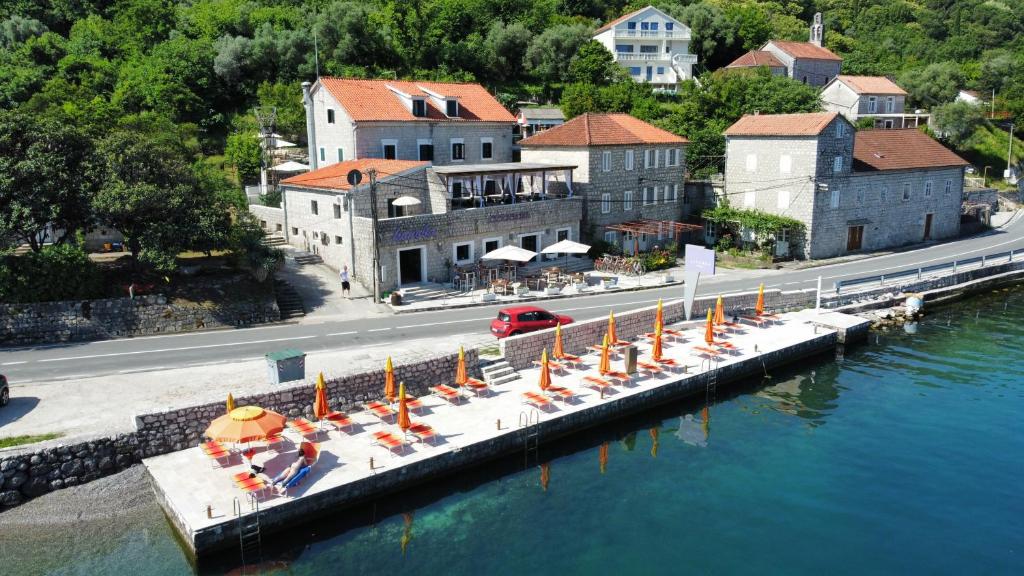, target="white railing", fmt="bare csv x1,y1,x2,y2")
616,53,669,62
672,53,698,65
615,30,690,39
